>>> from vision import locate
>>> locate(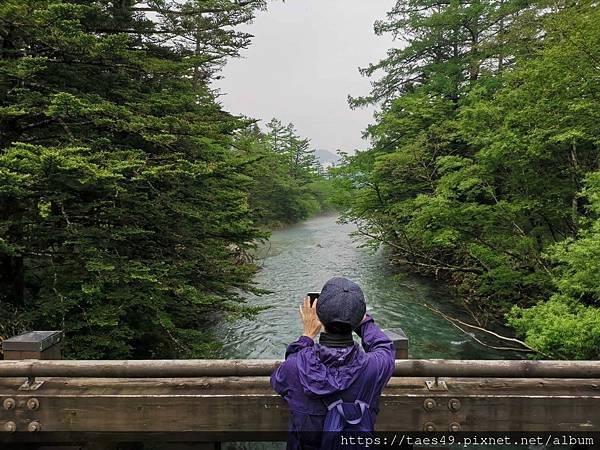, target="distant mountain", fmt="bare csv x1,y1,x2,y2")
315,149,340,165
